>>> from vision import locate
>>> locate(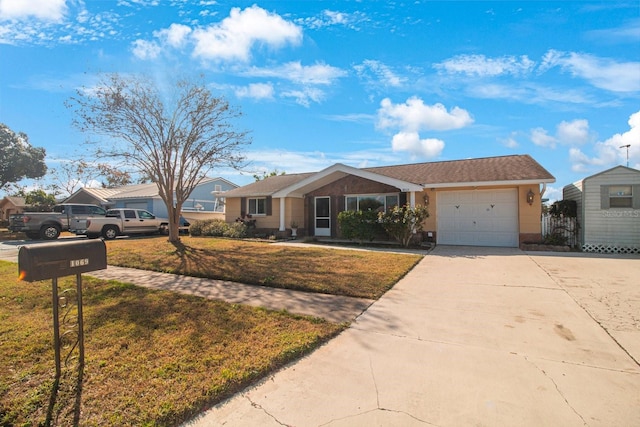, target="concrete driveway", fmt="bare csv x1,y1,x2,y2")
186,246,640,427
